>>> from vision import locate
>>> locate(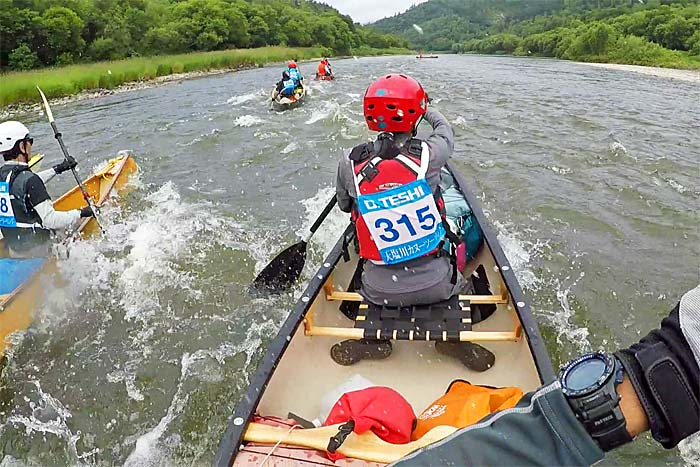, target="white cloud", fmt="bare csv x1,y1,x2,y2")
320,0,428,24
